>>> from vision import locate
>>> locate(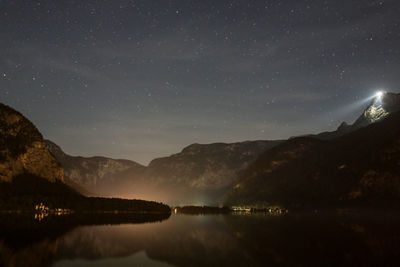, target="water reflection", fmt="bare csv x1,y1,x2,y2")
0,212,400,267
